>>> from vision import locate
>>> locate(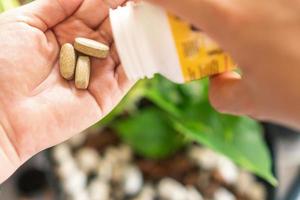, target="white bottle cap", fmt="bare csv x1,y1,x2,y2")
110,2,184,83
